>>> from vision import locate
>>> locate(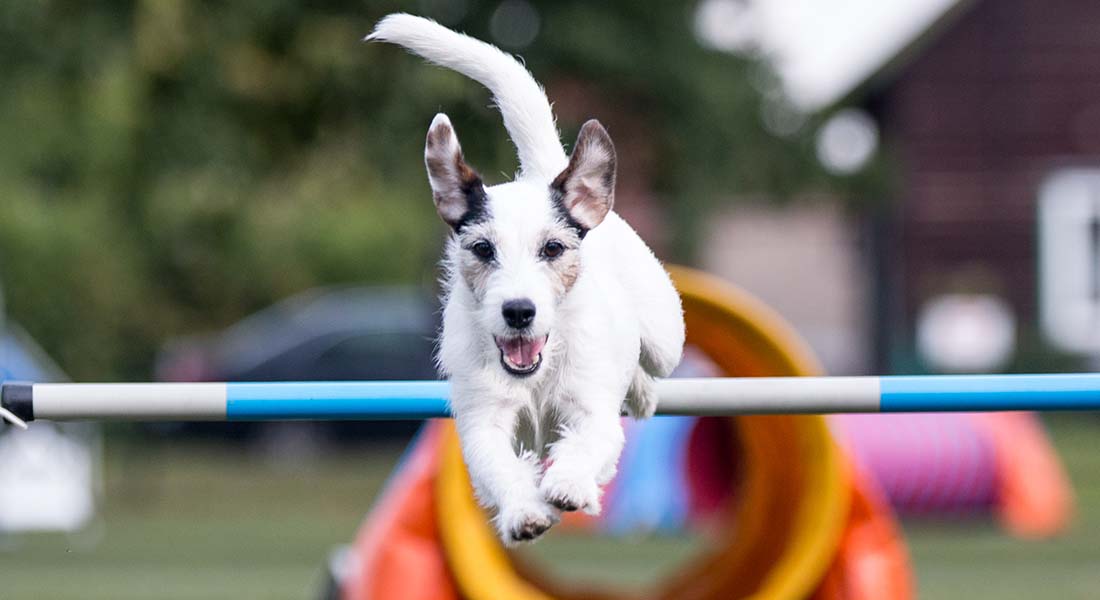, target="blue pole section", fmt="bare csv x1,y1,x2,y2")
880,373,1100,412
226,381,451,420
